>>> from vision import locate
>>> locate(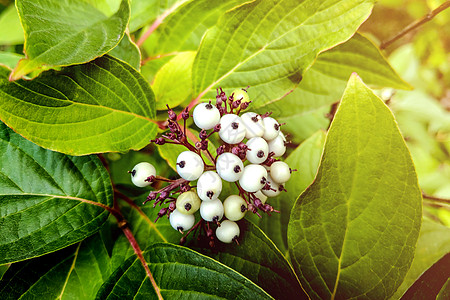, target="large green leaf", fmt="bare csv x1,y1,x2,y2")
0,122,113,264
0,55,157,155
10,0,130,79
392,219,450,299
143,0,251,56
109,32,141,71
0,228,114,299
97,243,273,299
257,130,326,255
192,0,374,107
0,4,24,45
189,220,308,300
260,33,410,143
288,75,422,299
